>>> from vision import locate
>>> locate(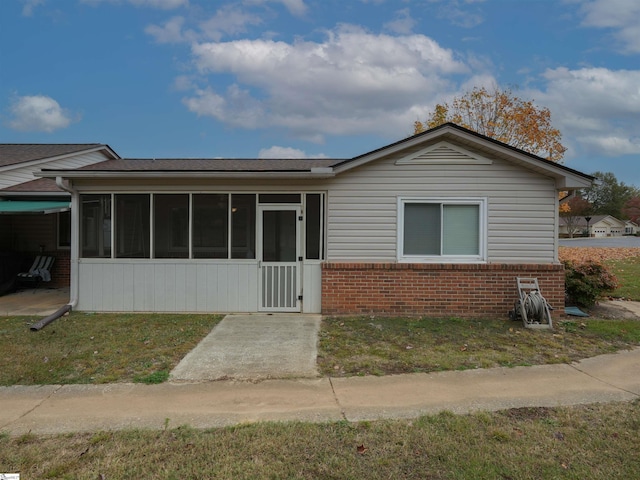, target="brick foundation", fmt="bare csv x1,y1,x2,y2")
321,262,565,319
